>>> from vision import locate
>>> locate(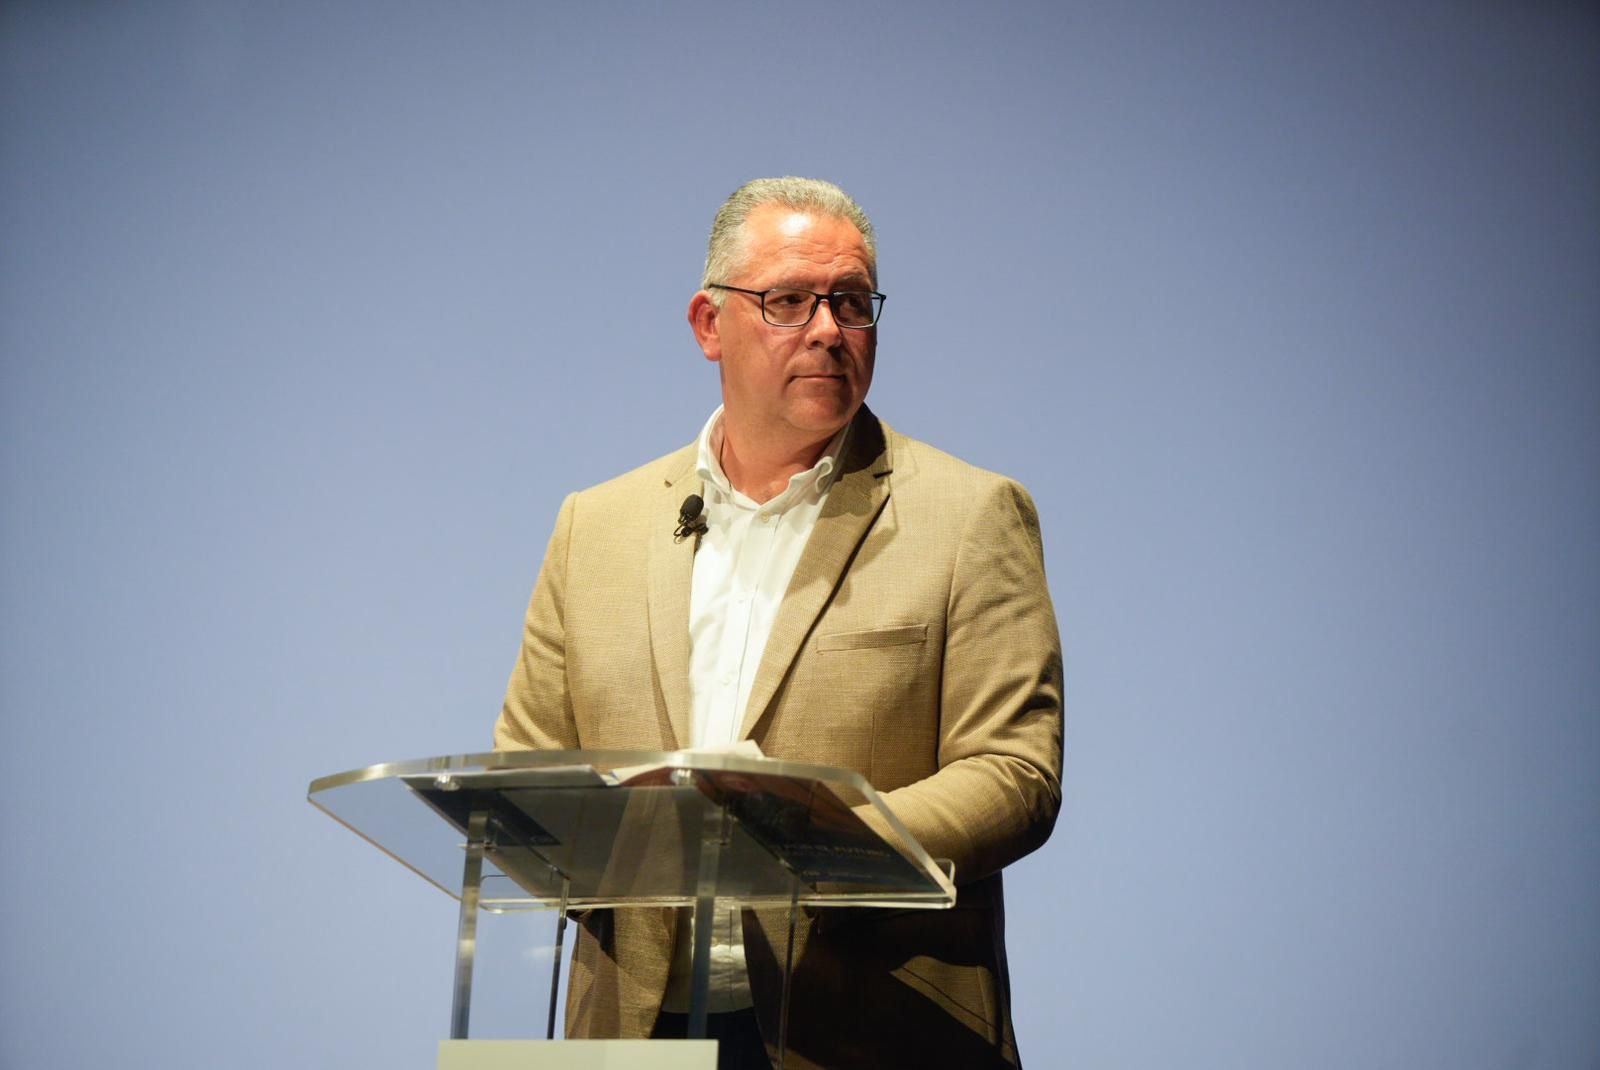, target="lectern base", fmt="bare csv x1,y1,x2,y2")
438,1039,717,1069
